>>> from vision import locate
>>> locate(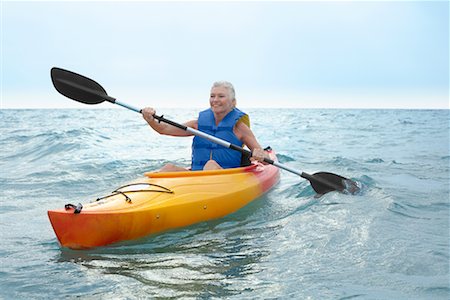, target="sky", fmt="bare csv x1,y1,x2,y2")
1,0,449,109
